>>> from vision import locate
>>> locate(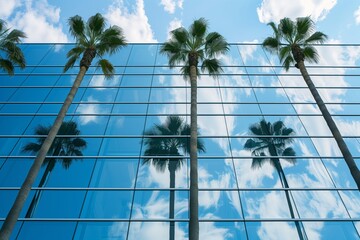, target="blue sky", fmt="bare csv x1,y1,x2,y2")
1,0,360,43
